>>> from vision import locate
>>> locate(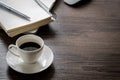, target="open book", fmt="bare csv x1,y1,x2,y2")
0,0,56,37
